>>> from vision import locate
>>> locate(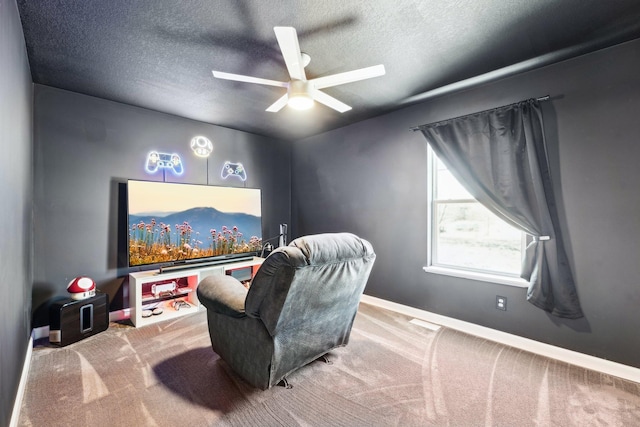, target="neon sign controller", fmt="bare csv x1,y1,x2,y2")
146,151,183,175
221,161,246,181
